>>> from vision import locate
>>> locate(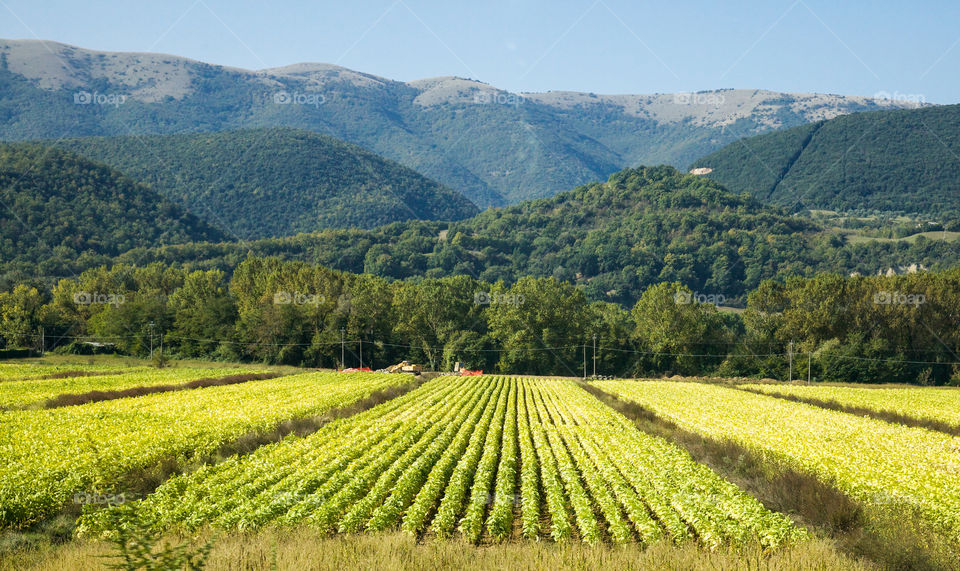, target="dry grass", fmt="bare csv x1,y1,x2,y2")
5,529,871,571
32,370,116,380
844,231,960,245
